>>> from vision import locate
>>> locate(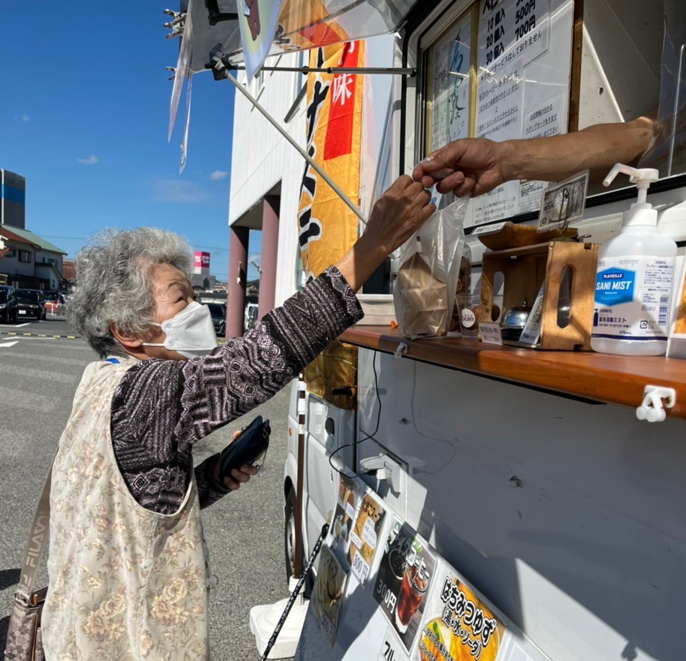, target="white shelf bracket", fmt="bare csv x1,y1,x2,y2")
636,386,676,423
394,342,408,359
